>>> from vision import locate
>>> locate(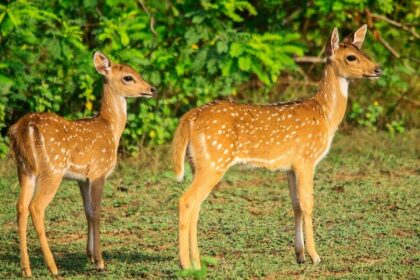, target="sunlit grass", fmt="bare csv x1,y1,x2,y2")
0,129,418,279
